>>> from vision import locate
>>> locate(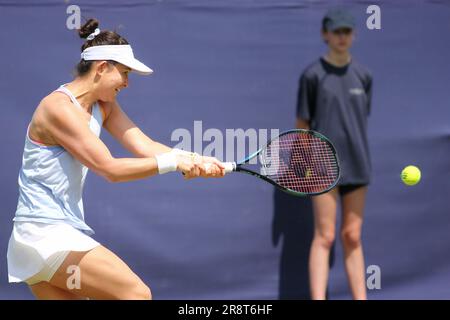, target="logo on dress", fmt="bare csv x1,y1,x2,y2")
349,88,364,95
